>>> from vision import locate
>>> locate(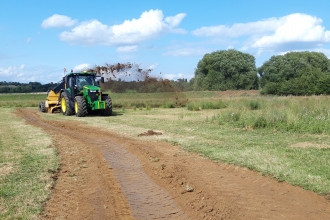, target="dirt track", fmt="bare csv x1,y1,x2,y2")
16,109,330,219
